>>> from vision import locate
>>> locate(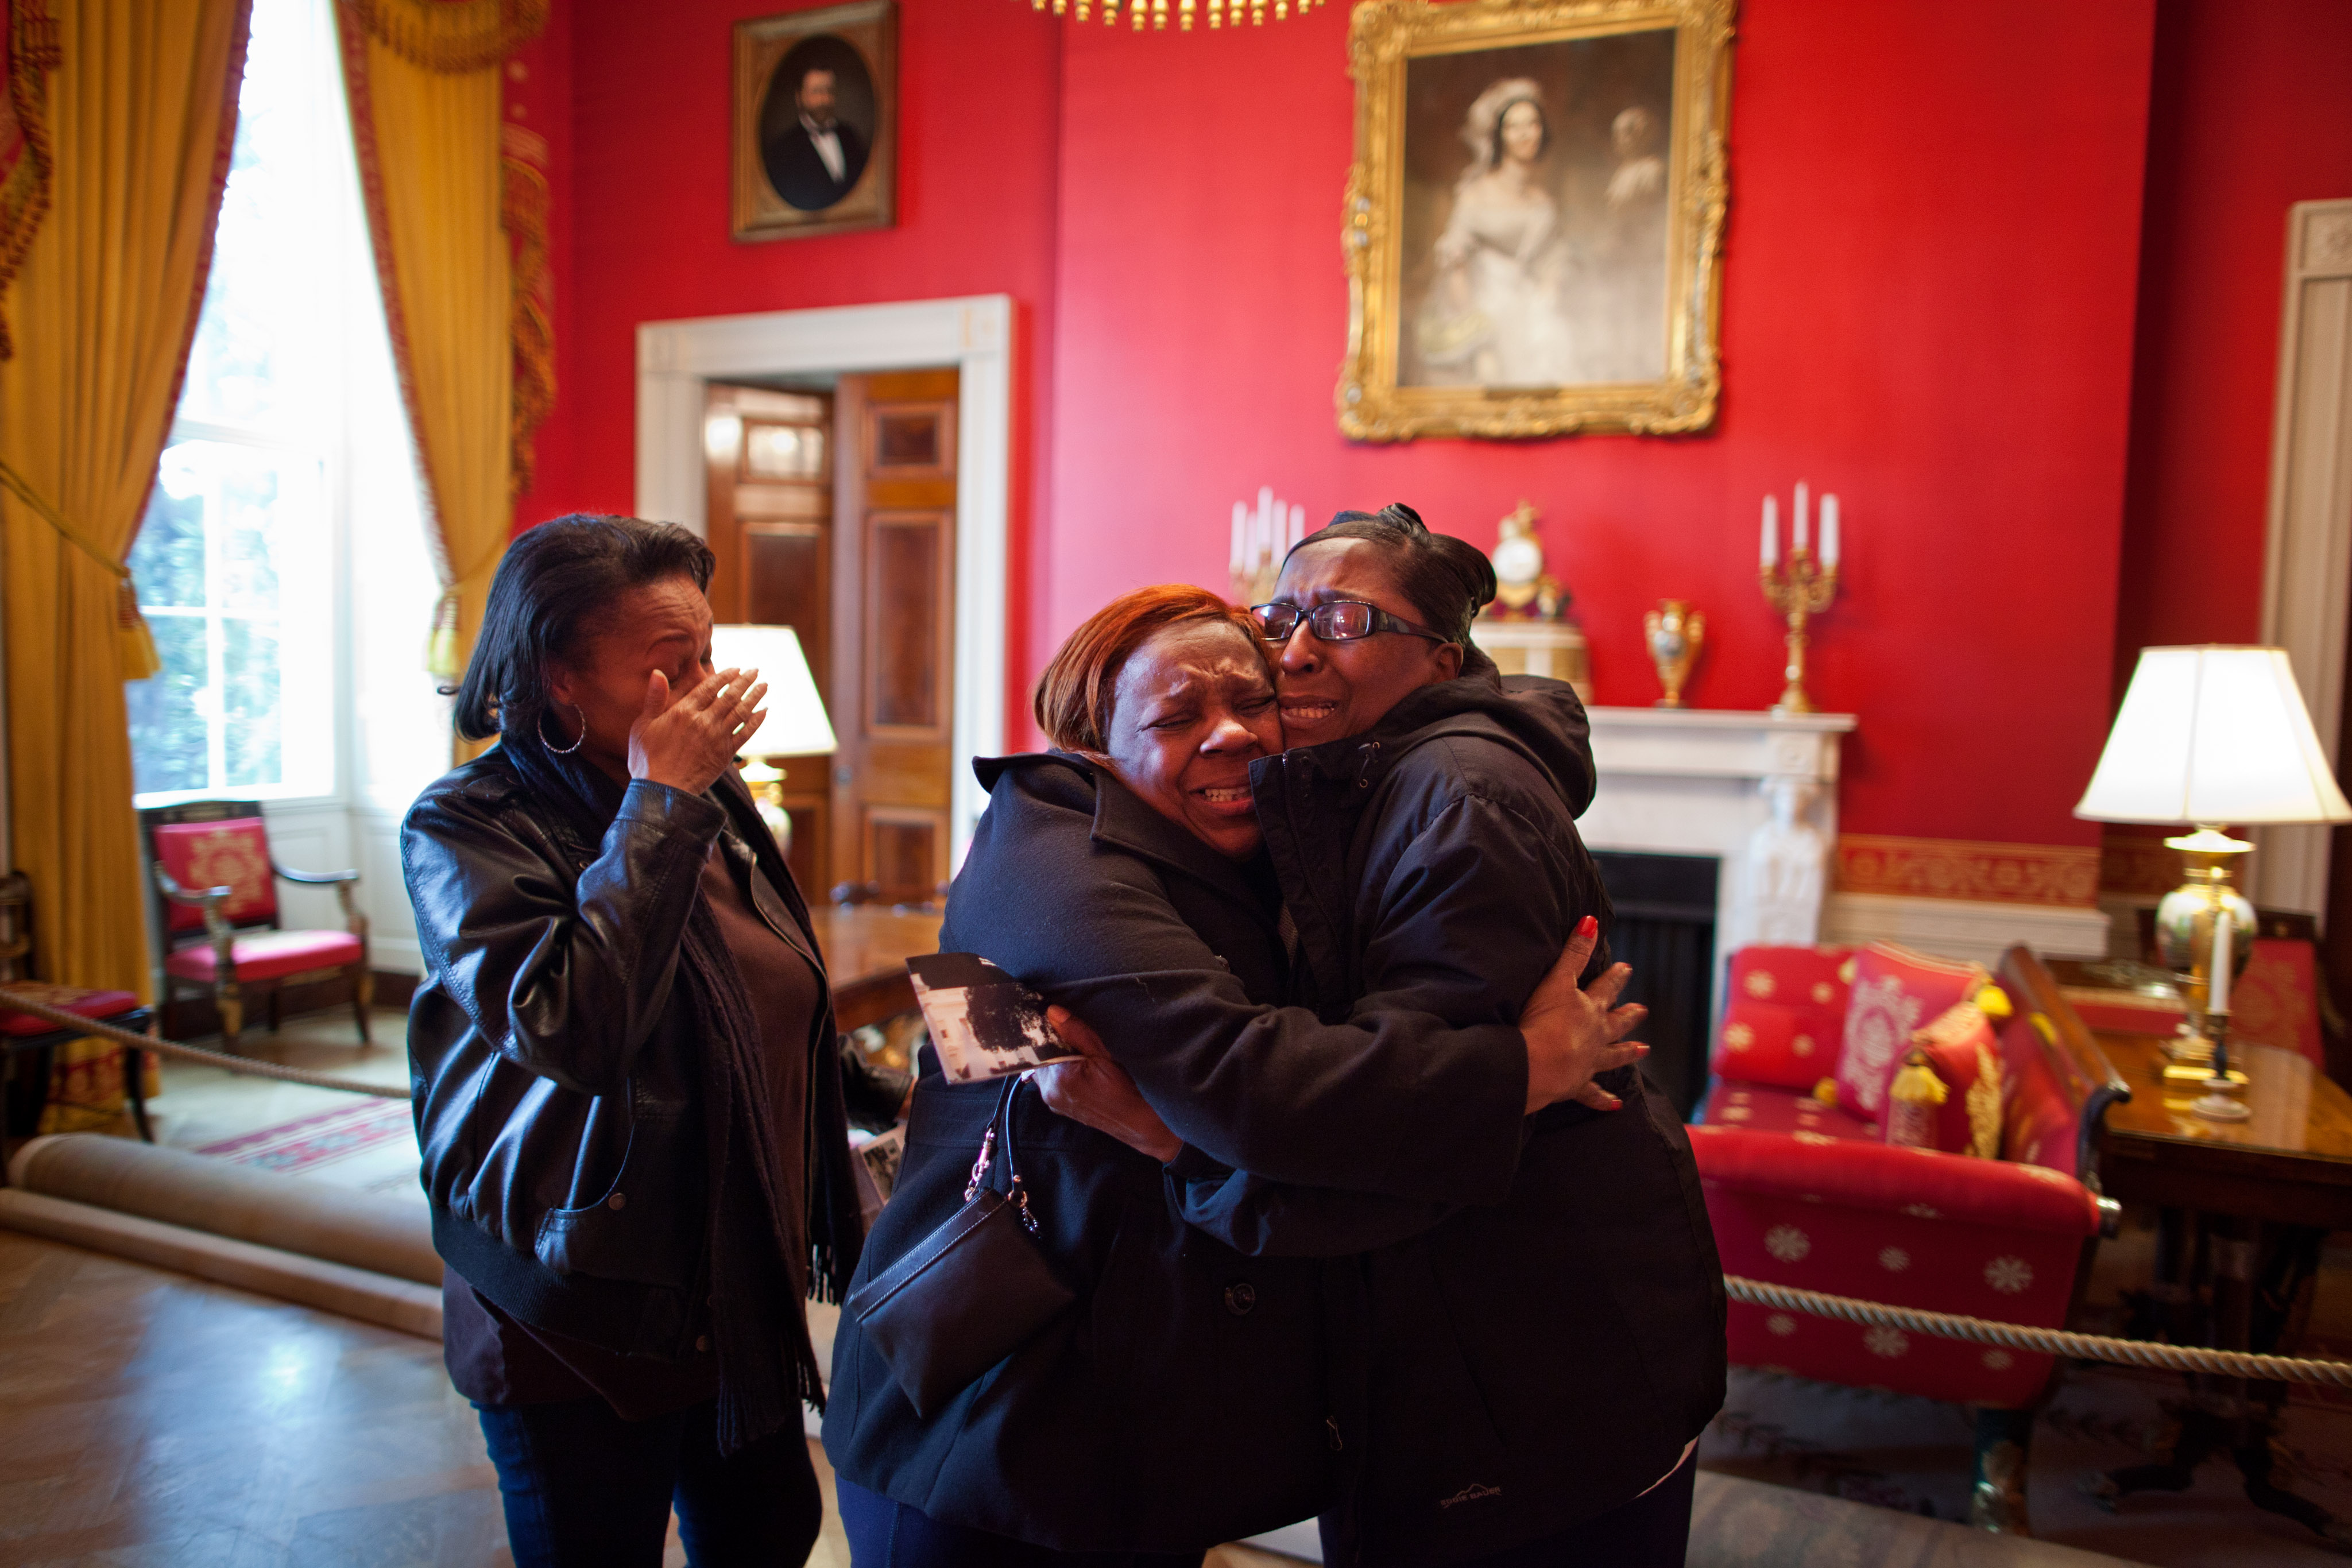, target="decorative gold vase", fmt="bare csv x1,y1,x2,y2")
1643,599,1704,708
